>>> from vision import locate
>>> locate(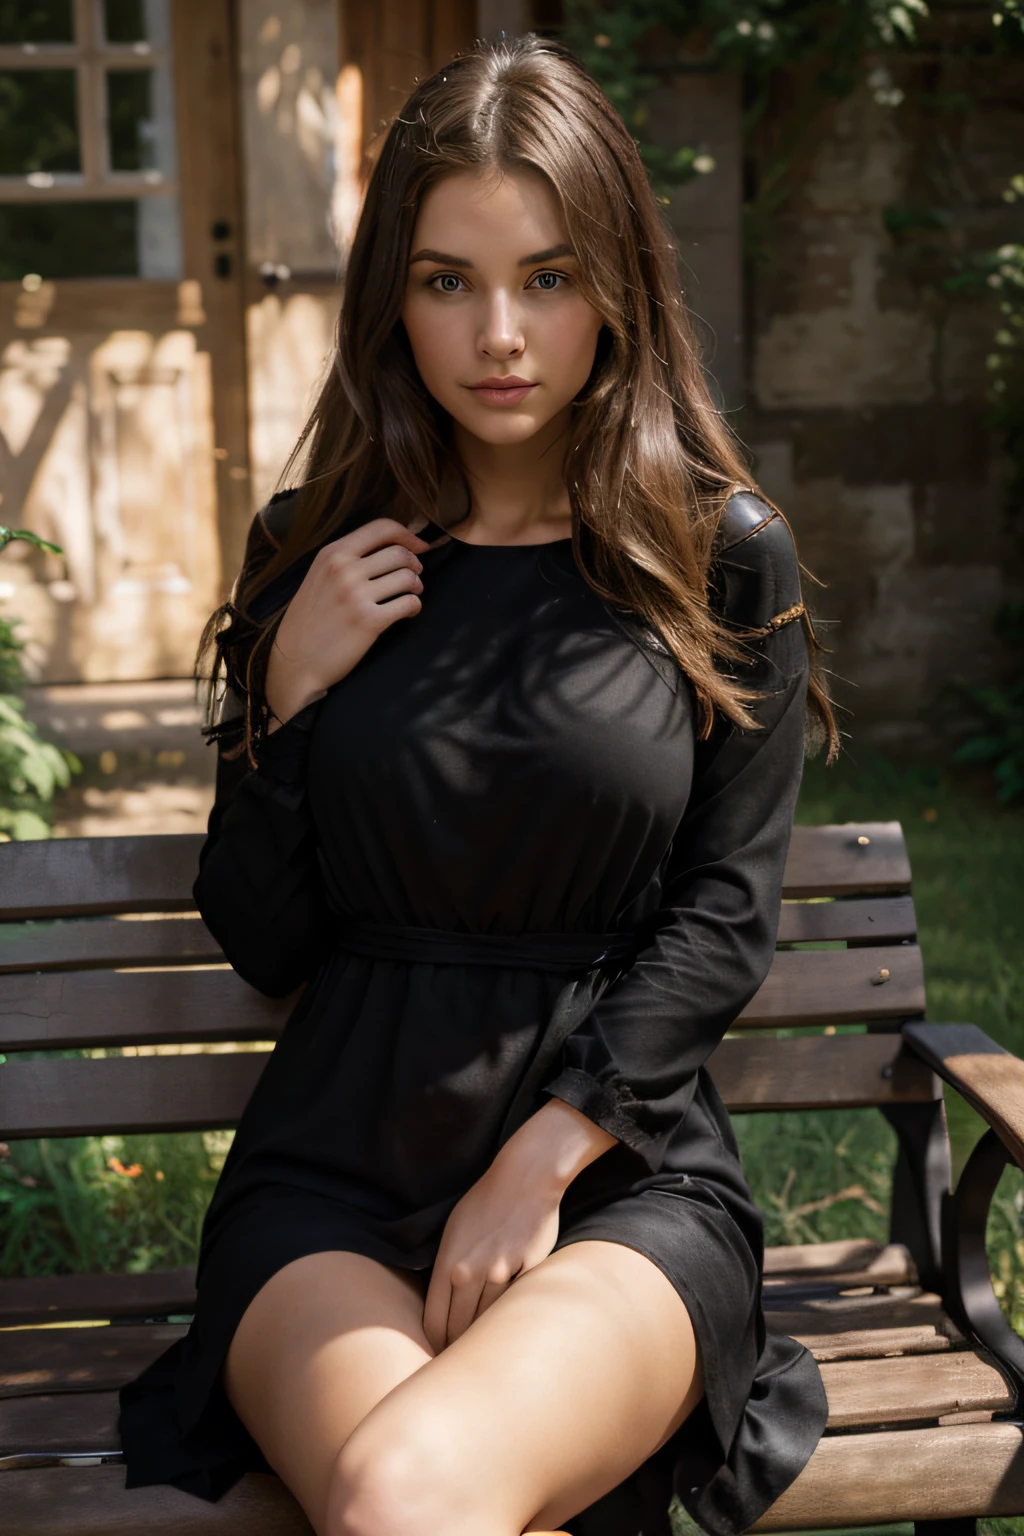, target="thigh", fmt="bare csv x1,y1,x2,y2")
224,1250,433,1528
334,1239,702,1536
